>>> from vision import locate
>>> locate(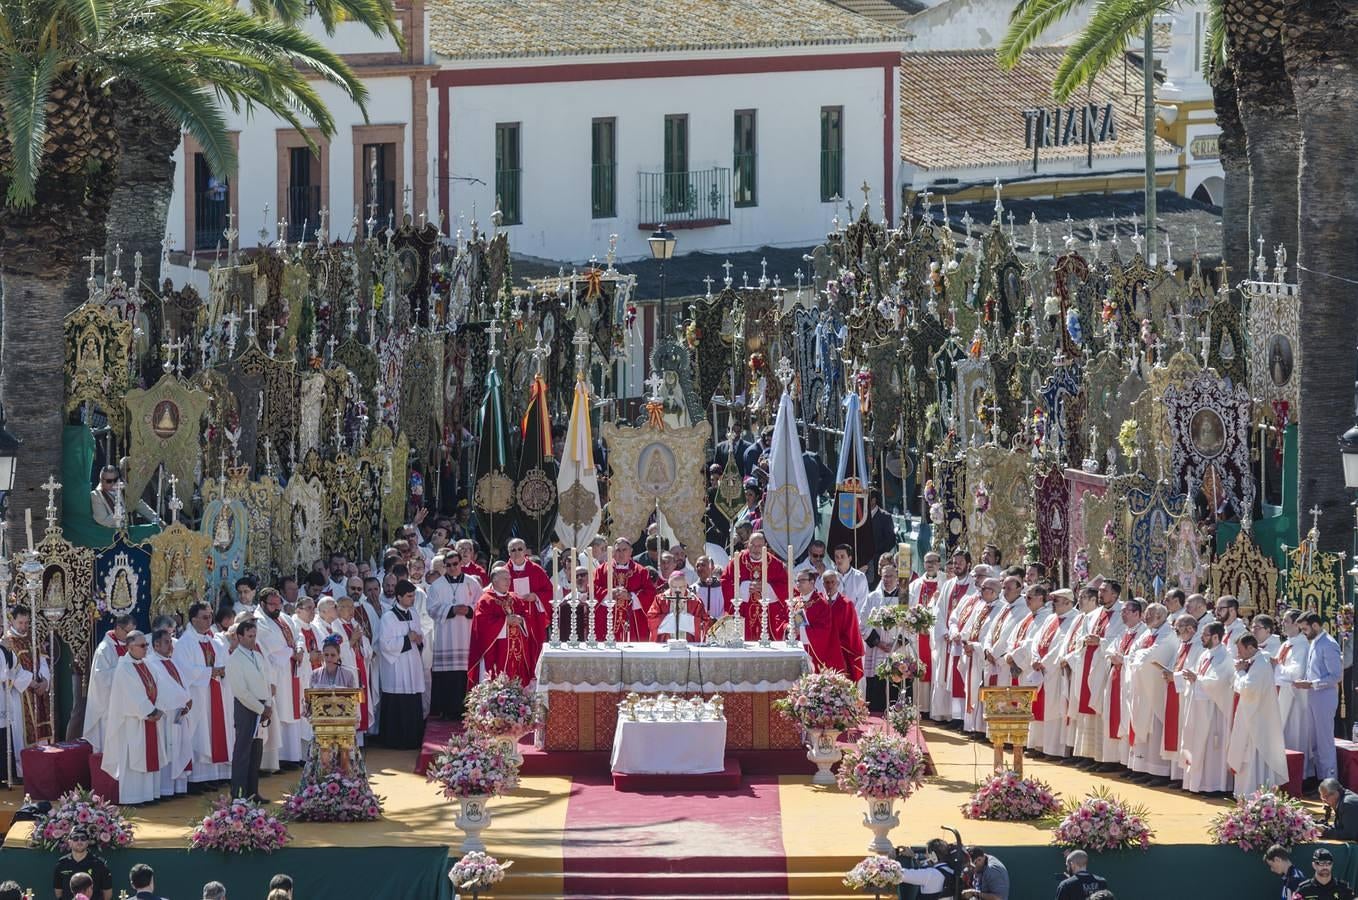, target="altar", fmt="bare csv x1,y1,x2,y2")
535,643,809,752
